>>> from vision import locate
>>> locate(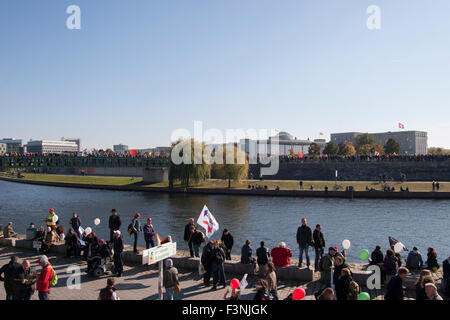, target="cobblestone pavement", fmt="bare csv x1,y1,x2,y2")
0,247,421,300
